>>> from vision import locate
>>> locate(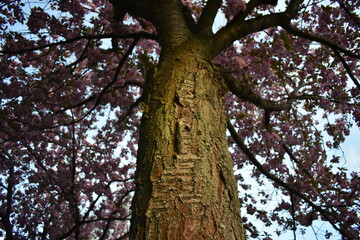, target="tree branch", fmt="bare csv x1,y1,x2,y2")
211,0,303,56
59,185,132,239
116,95,144,125
283,25,360,60
196,0,222,36
109,0,153,21
0,32,157,55
117,232,130,240
332,48,360,89
181,4,197,33
227,119,352,239
25,144,71,203
212,13,289,56
338,1,360,26
285,0,304,17
0,152,14,240
110,0,192,47
57,78,144,114
281,23,360,89
28,38,140,130
151,0,192,47
61,38,139,121
221,70,295,112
